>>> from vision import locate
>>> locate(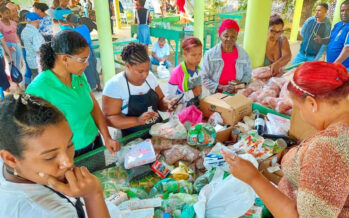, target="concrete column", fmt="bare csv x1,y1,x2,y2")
243,0,272,68
194,0,204,43
333,0,346,27
290,0,304,42
114,0,122,29
94,0,115,83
